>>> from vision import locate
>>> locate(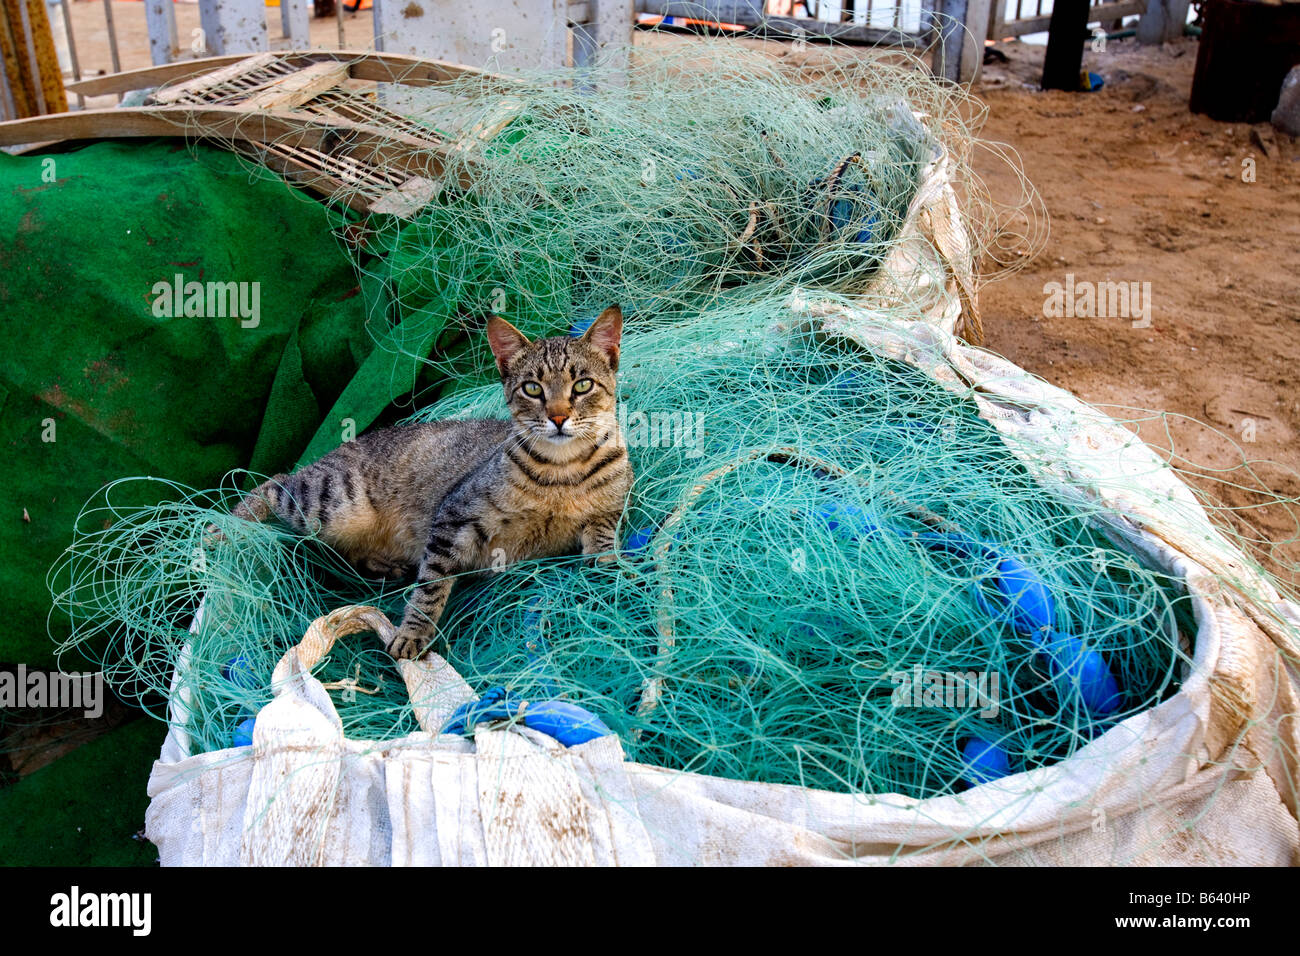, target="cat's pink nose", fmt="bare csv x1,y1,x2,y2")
549,414,568,431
